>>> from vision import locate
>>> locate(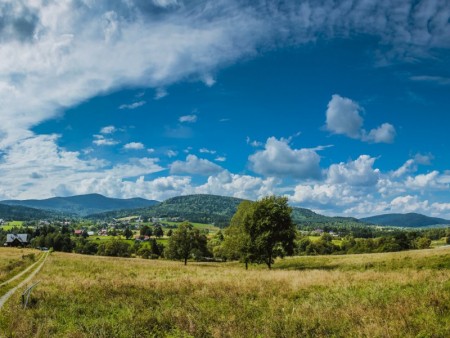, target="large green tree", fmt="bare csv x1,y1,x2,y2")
165,222,209,265
224,196,296,269
223,200,254,269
